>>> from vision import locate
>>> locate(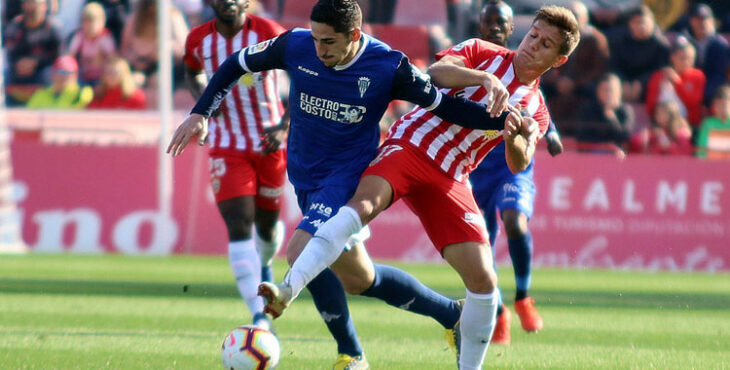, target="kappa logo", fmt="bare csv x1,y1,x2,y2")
309,219,324,228
357,76,370,98
399,297,416,310
297,65,319,76
320,311,342,323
